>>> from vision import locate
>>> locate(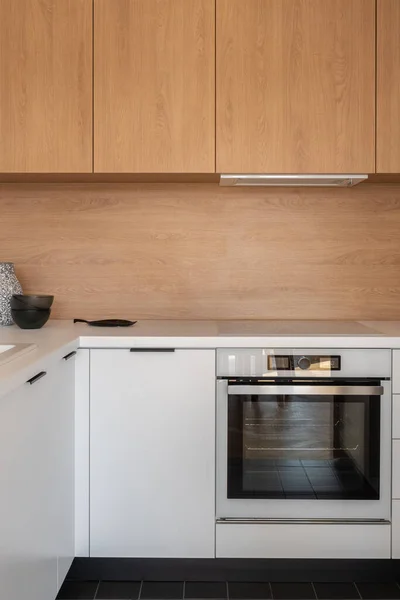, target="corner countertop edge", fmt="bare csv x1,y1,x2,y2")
1,319,400,400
